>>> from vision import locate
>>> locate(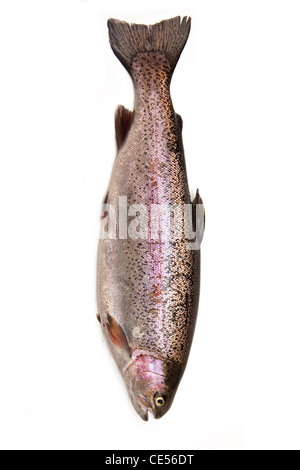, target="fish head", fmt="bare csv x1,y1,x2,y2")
124,354,182,421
